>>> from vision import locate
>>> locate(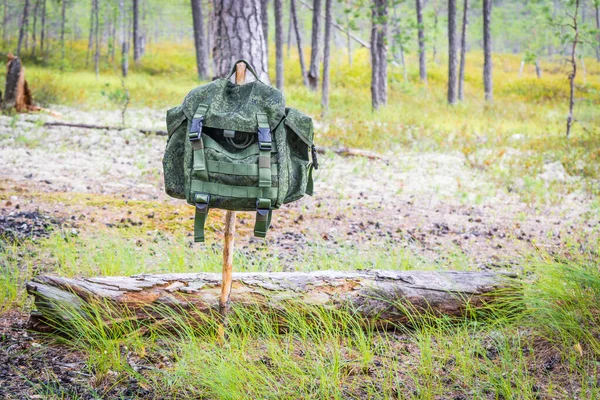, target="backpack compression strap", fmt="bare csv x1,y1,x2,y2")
190,103,210,242
255,113,273,238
